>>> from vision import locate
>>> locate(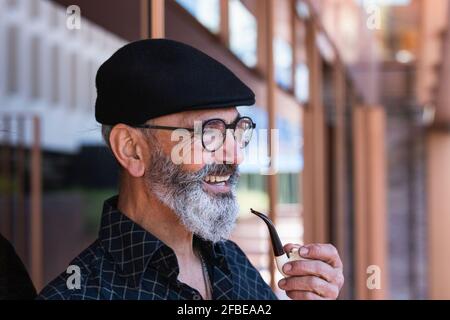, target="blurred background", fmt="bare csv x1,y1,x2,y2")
0,0,449,300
